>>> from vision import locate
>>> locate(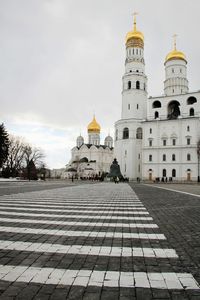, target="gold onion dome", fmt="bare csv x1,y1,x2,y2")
165,35,187,64
126,13,144,48
87,116,101,133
